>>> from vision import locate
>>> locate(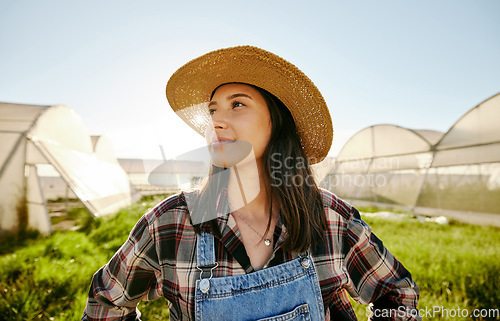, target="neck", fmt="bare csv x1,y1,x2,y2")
227,158,273,221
